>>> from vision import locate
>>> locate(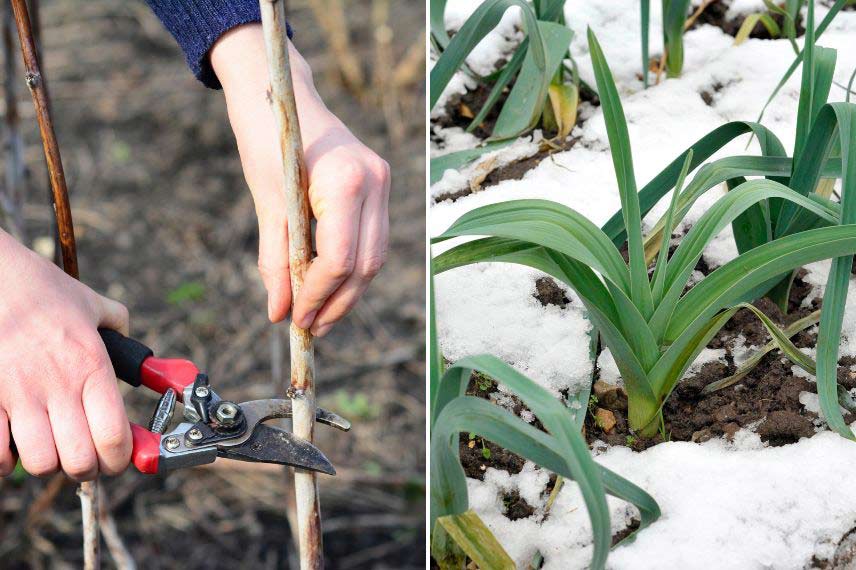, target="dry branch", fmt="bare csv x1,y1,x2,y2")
98,488,136,570
306,0,364,94
10,0,77,276
371,0,404,142
392,30,426,89
259,0,322,568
